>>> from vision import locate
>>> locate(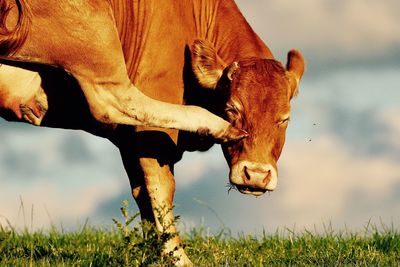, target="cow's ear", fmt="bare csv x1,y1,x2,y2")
286,50,305,99
191,39,226,89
